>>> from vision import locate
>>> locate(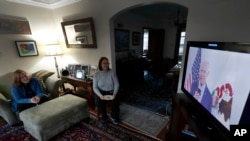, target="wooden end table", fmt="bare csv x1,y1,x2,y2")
61,75,95,109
